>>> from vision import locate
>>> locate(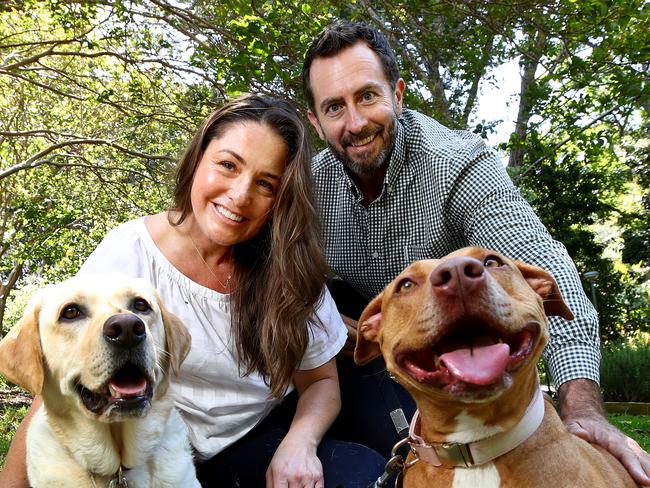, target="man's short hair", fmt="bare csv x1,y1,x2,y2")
302,20,400,111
